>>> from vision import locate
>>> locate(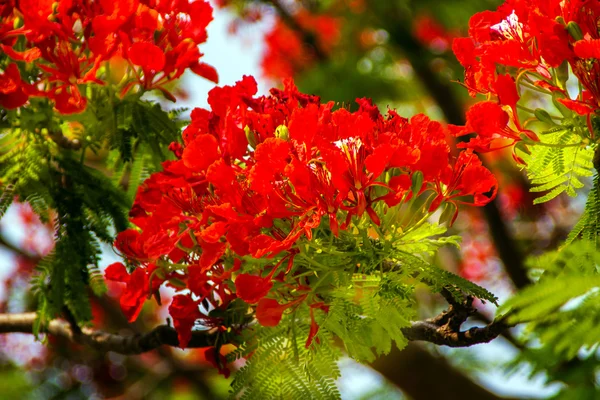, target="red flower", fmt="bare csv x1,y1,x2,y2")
182,134,220,171
235,273,274,304
306,302,329,348
113,76,500,368
169,294,203,348
129,42,166,73
104,262,159,322
0,63,29,109
118,268,149,322
450,101,537,152
431,150,498,224
256,298,290,327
